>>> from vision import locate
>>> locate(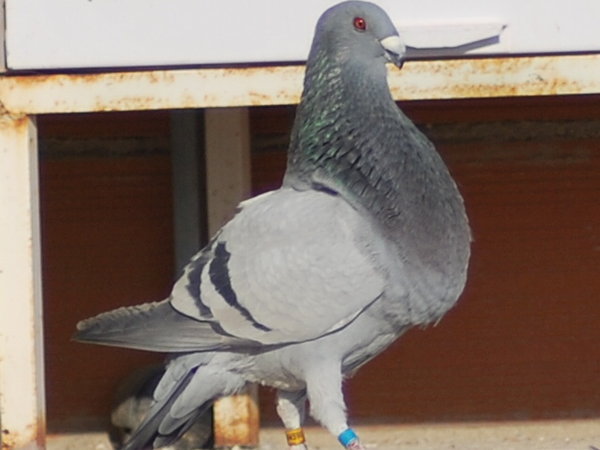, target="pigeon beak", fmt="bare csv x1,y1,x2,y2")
380,35,406,69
